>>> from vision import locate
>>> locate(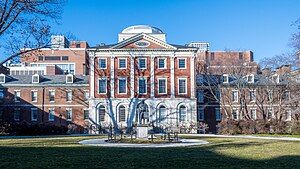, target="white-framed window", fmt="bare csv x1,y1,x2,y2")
283,90,290,100
250,108,256,120
215,108,221,121
49,90,55,102
138,58,147,69
0,74,5,83
197,90,204,103
178,58,186,69
84,90,90,101
179,105,187,122
158,58,166,69
14,90,21,102
118,105,126,122
158,78,167,94
66,74,74,83
267,108,273,119
14,108,20,121
249,90,256,102
285,109,292,121
232,109,238,120
49,108,55,121
267,90,273,102
0,90,4,100
31,108,38,121
158,105,166,123
98,78,107,94
118,58,127,69
178,78,187,94
32,74,40,83
247,74,254,83
84,109,89,120
99,58,107,69
138,77,147,94
31,90,37,102
118,78,127,94
66,108,72,121
232,90,238,102
222,74,229,83
198,106,204,121
99,105,106,122
66,90,72,102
